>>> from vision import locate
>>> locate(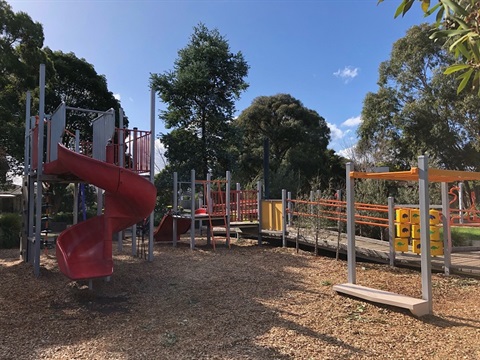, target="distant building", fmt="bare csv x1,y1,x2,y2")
0,185,22,213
